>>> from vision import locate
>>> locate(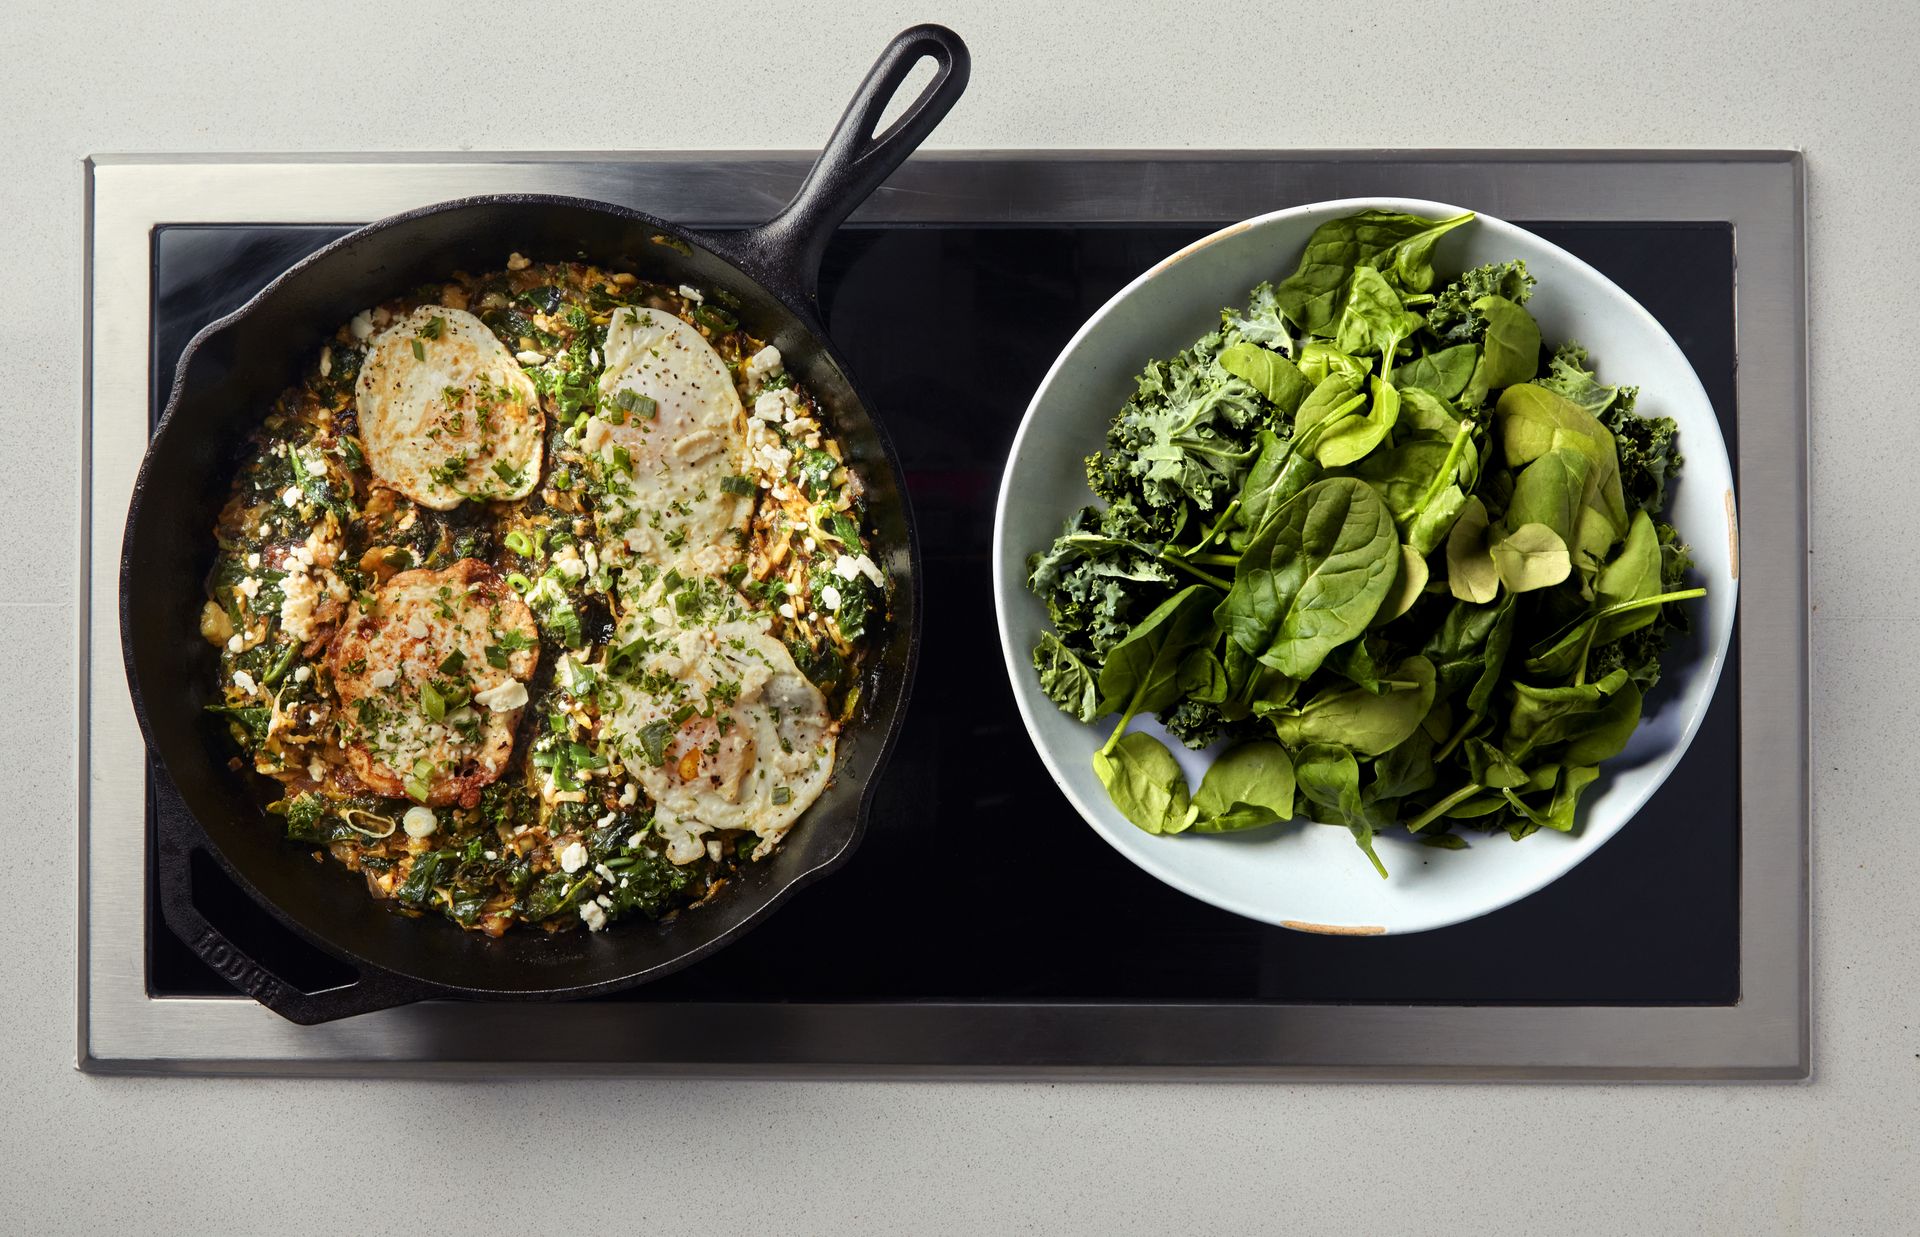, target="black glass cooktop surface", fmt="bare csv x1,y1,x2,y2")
148,219,1740,1005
